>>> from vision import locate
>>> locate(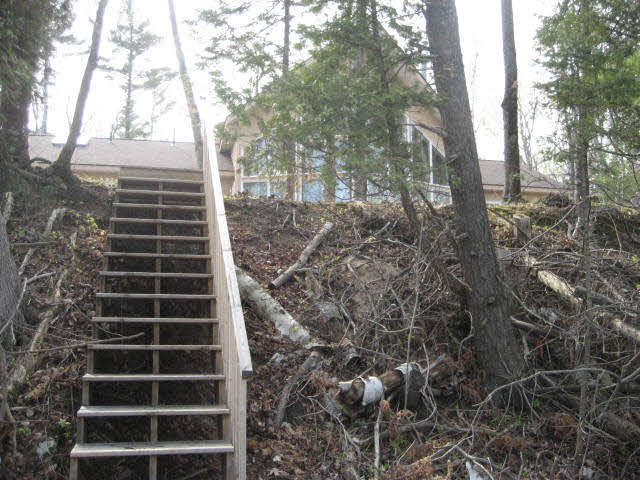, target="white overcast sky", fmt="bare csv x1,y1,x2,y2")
43,0,557,160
